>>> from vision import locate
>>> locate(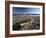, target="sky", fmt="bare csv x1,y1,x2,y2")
13,7,40,14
